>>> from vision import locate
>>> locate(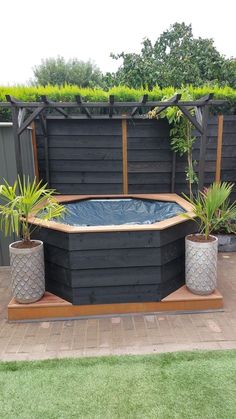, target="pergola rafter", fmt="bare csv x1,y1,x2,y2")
1,93,226,190
131,94,148,117
75,95,92,118
41,95,69,119
109,95,115,118
153,93,182,117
